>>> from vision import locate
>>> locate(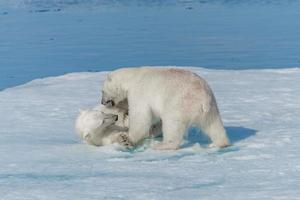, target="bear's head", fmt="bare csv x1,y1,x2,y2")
101,72,127,108
75,108,119,143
